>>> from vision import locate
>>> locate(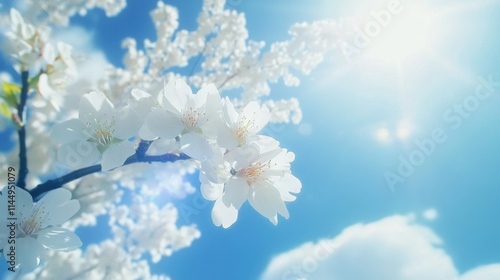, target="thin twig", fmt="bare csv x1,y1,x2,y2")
188,45,207,76
218,71,240,89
